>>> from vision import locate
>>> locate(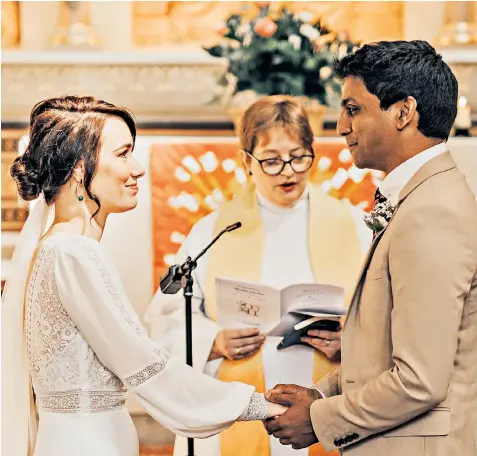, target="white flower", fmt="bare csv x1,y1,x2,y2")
298,11,313,23
338,43,349,59
363,199,396,235
288,34,301,50
320,66,332,79
237,23,251,38
300,24,319,41
375,215,388,228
